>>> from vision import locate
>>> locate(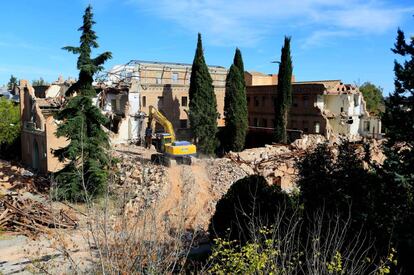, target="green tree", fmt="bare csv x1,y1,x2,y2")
359,82,384,115
274,37,293,144
32,77,48,86
7,75,17,91
223,48,248,152
188,33,218,155
297,140,406,272
233,48,246,86
209,175,293,243
53,5,112,202
0,98,20,158
381,26,414,274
